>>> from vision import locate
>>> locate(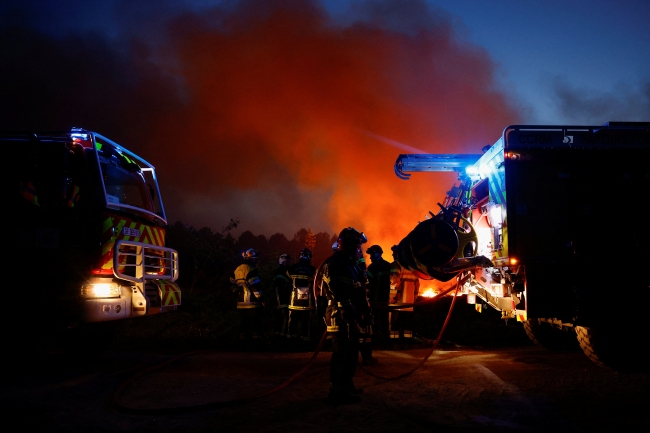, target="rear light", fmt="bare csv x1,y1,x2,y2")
92,268,114,275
